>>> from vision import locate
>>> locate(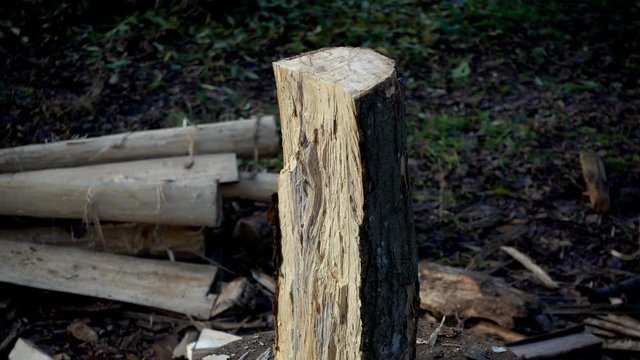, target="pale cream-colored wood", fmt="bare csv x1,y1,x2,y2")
9,339,53,360
273,47,417,360
0,224,204,258
220,172,277,203
0,239,217,318
4,153,239,185
0,176,221,226
0,116,279,173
